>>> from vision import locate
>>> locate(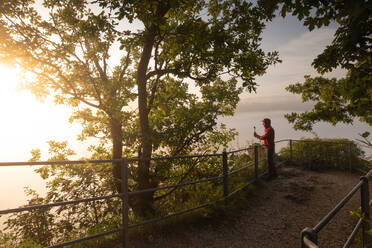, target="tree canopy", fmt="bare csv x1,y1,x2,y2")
272,0,372,130
0,0,280,216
